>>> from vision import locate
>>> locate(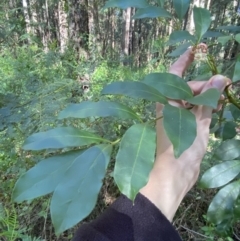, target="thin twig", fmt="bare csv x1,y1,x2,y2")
179,225,211,239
